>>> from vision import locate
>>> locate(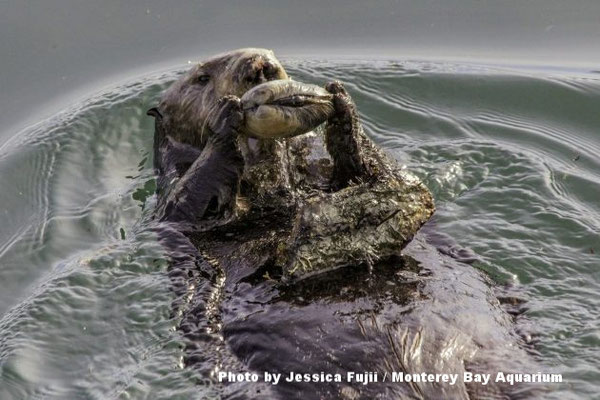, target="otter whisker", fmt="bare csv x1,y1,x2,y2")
200,101,221,142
